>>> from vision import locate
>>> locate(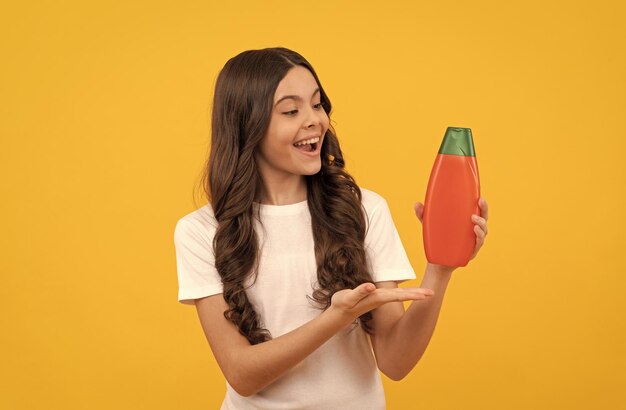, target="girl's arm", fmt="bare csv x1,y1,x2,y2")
369,263,453,381
194,283,433,397
370,197,489,379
